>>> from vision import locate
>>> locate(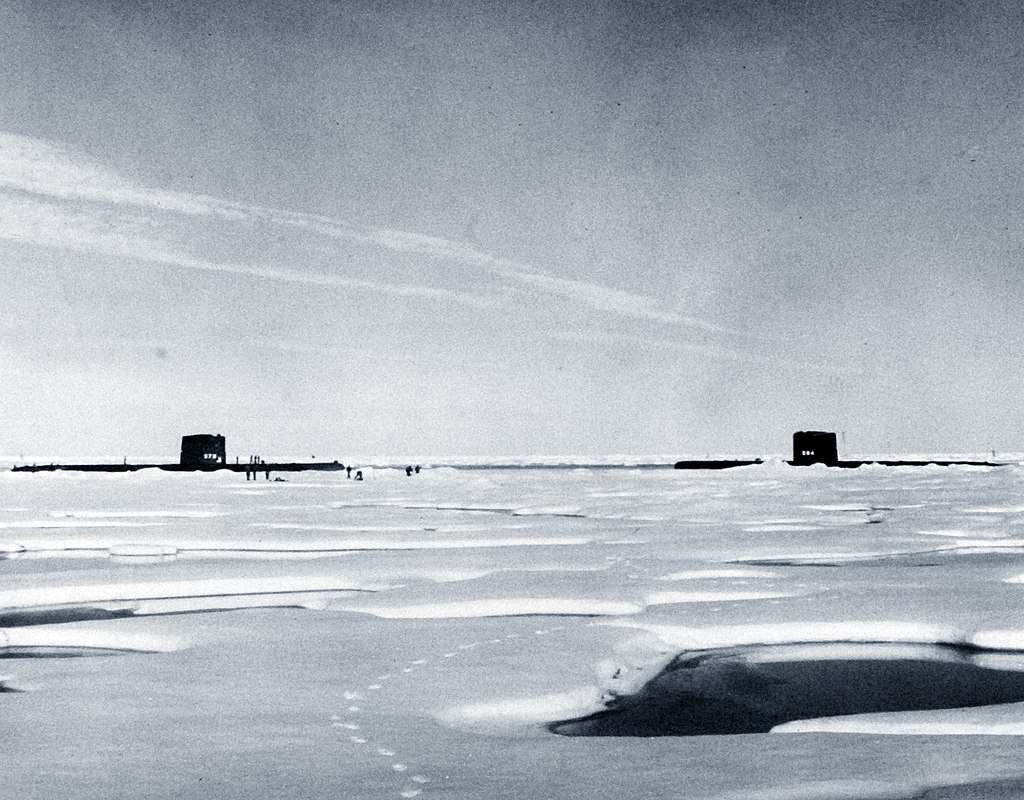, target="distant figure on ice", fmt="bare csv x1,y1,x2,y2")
414,465,421,474
354,470,363,481
346,466,352,479
405,465,413,476
263,459,270,481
